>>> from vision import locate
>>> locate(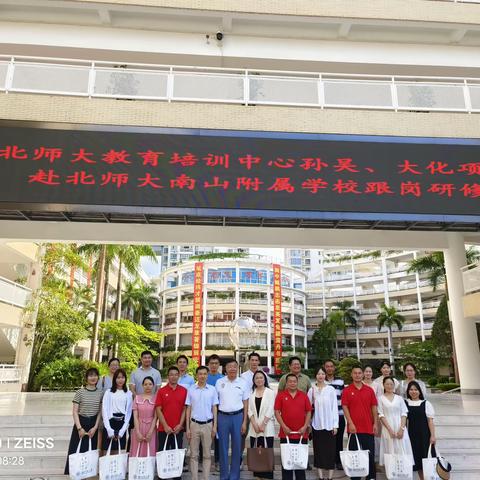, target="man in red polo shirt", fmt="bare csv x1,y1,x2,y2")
341,365,378,480
155,365,188,480
274,373,312,480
